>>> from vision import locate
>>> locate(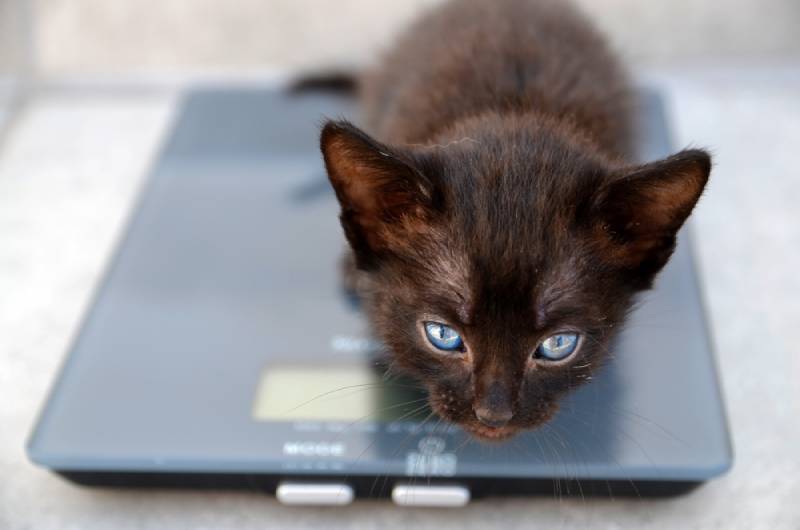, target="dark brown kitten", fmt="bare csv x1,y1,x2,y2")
320,0,710,441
